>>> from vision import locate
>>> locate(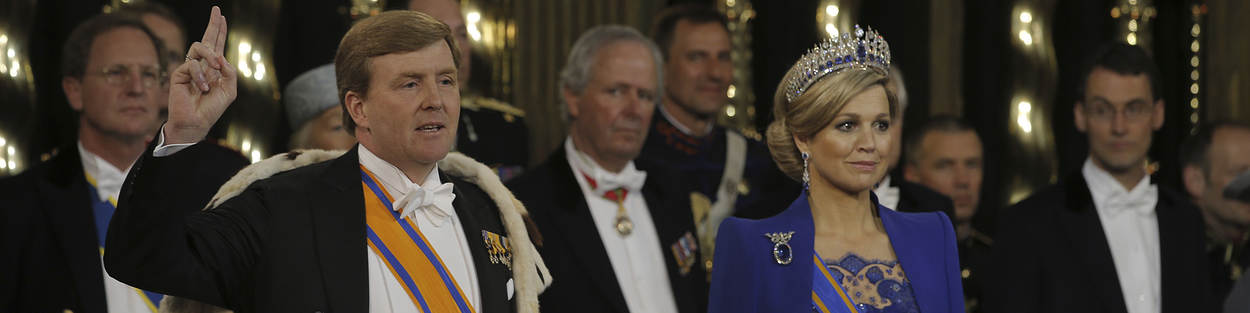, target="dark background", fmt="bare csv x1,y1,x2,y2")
0,0,1217,235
